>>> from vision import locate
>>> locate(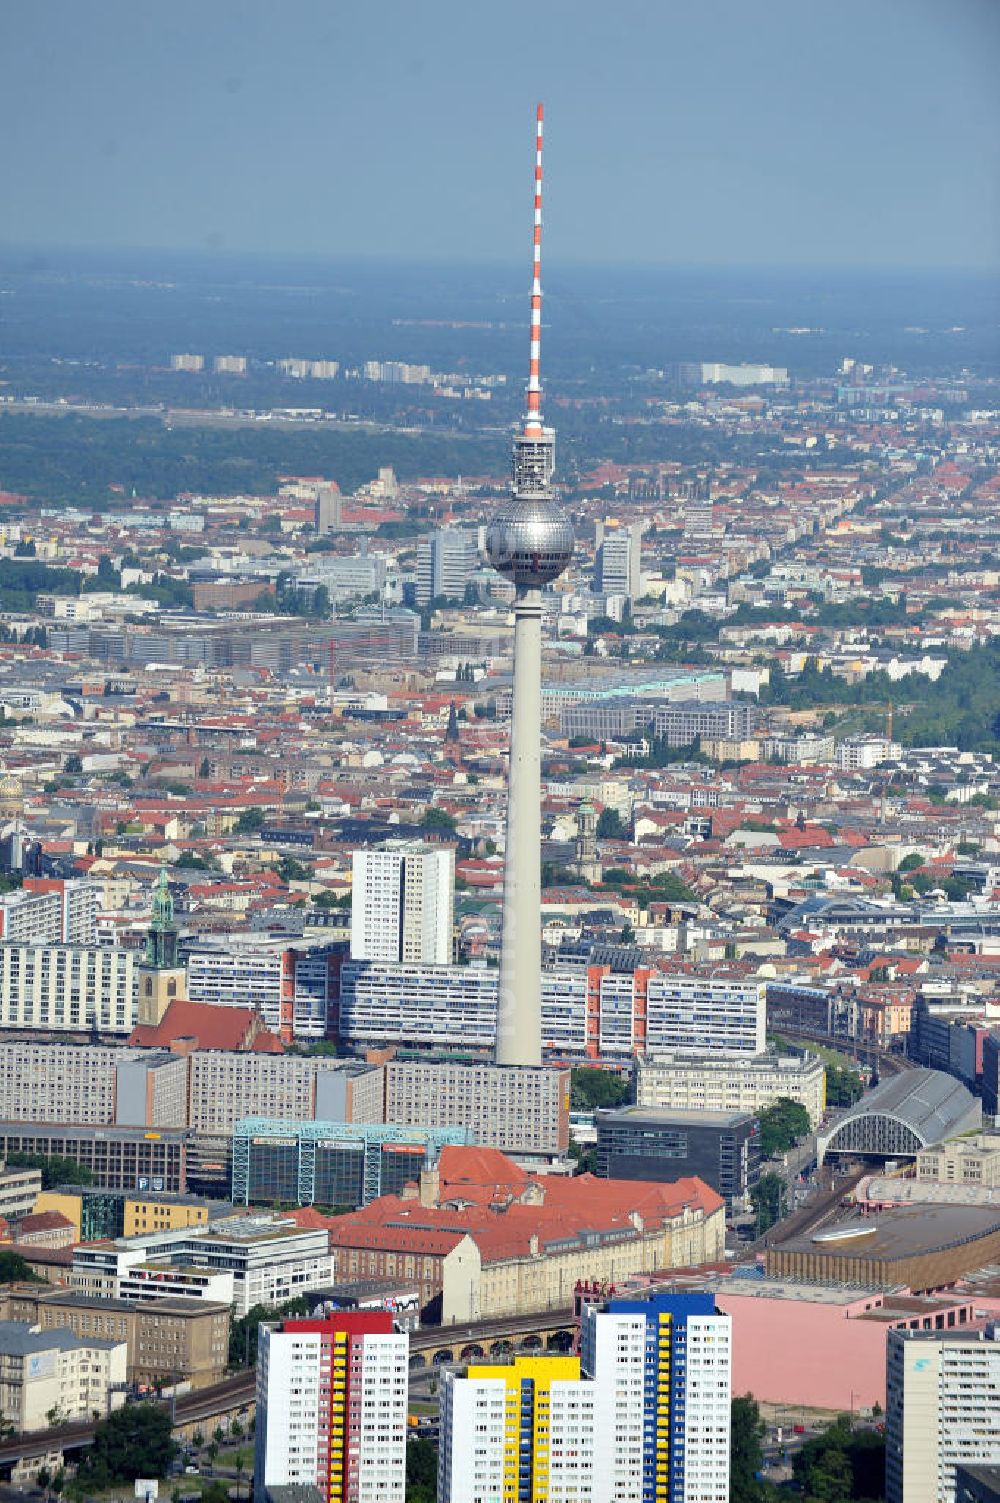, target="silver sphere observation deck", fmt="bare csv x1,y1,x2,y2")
485,497,574,587
486,428,574,588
